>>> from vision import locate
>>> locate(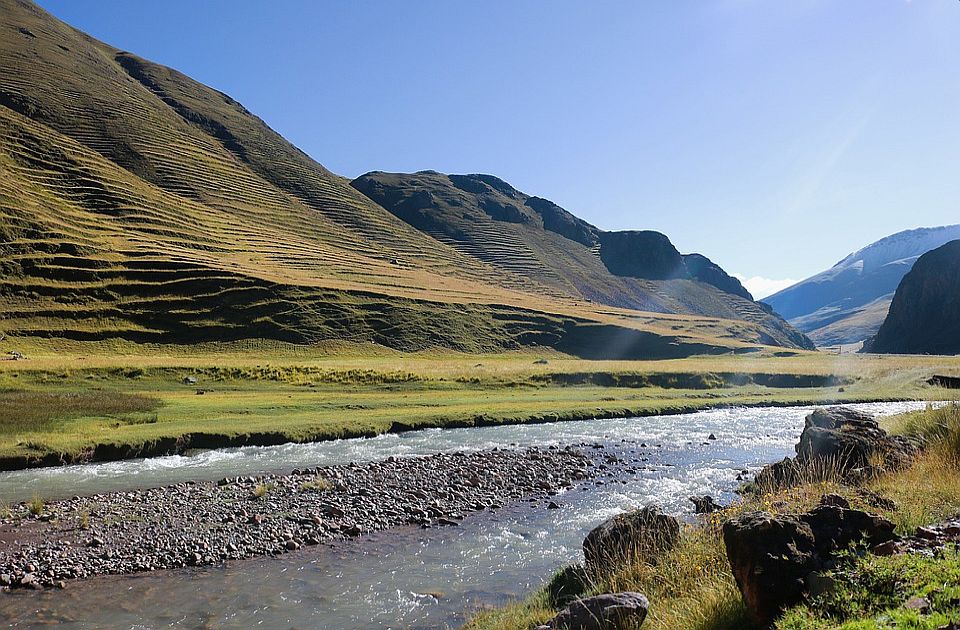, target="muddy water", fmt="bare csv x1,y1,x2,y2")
0,402,928,629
